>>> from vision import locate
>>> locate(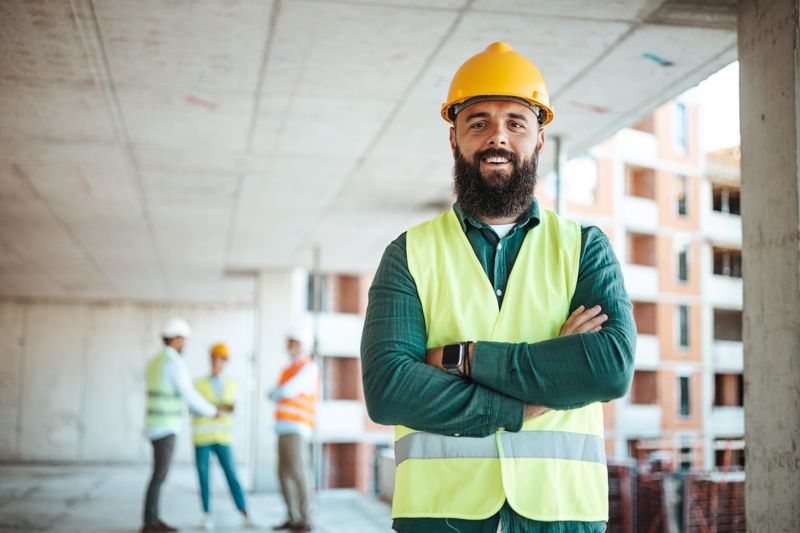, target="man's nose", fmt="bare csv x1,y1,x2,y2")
486,123,508,146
